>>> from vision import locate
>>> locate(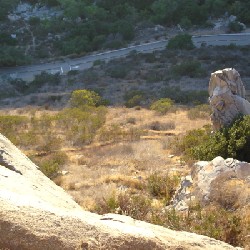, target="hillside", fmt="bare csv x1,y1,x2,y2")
1,44,250,108
0,0,250,66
